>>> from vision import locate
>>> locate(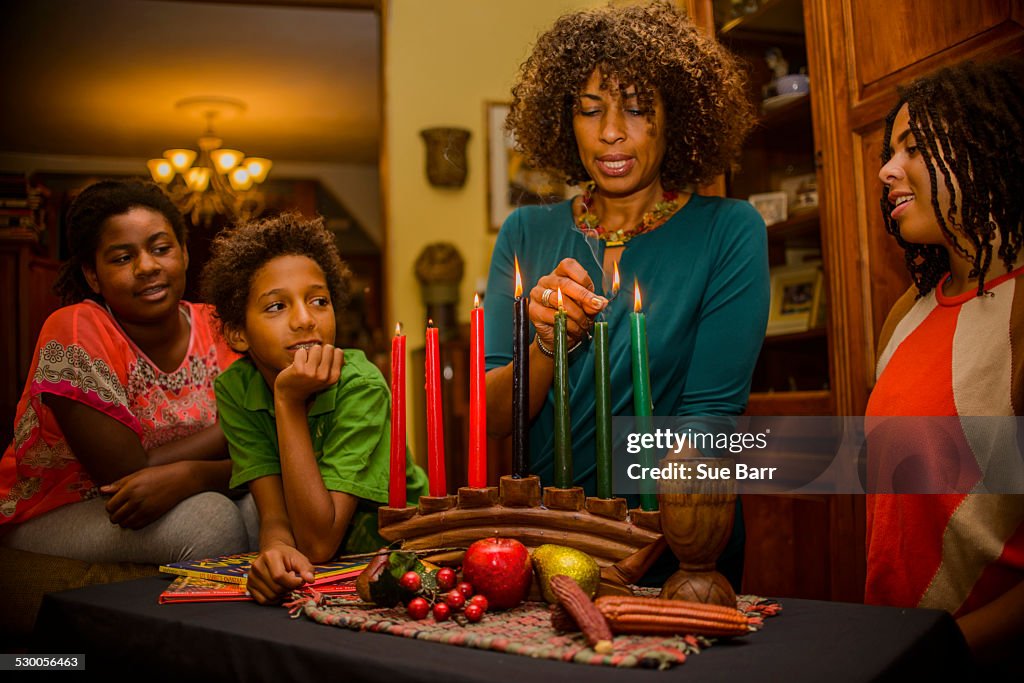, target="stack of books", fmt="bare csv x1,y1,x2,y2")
0,174,40,237
158,552,367,604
